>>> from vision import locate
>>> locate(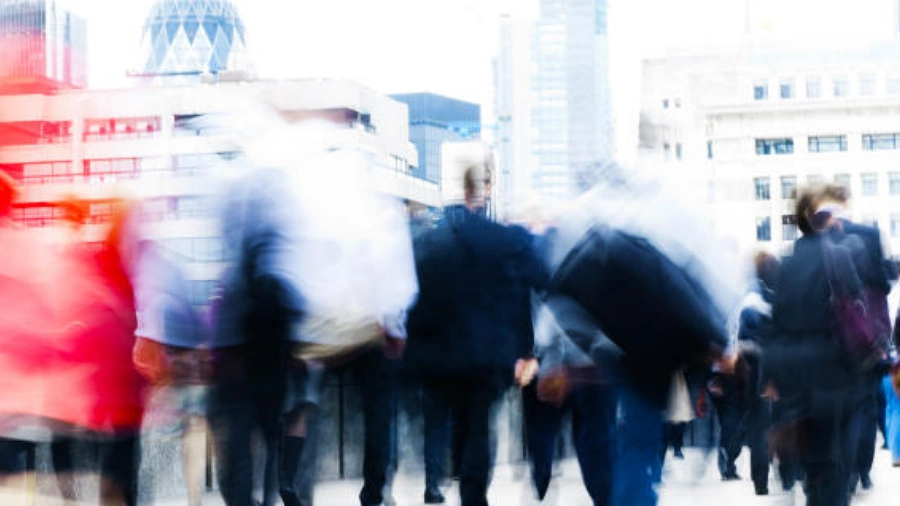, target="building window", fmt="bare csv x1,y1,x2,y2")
756,138,794,155
807,174,824,185
808,135,848,153
675,143,683,160
862,215,879,229
806,76,822,99
780,78,794,99
835,173,851,189
887,75,900,95
859,74,876,96
862,173,879,196
754,177,771,201
862,133,900,151
833,75,849,97
754,79,768,100
674,98,682,108
756,217,772,241
707,140,714,160
890,172,900,195
783,215,799,241
663,143,671,160
891,214,900,238
781,176,797,199
662,99,669,109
